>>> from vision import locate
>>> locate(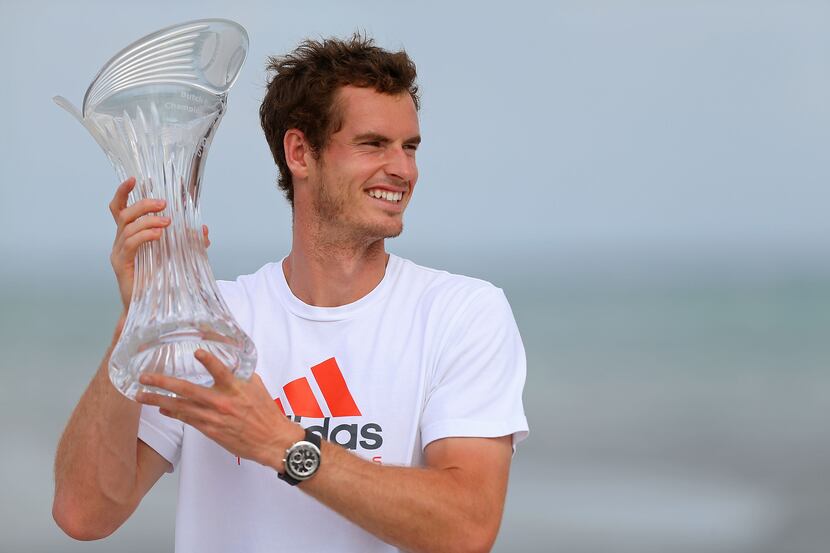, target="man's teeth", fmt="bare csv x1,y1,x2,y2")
367,189,403,202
